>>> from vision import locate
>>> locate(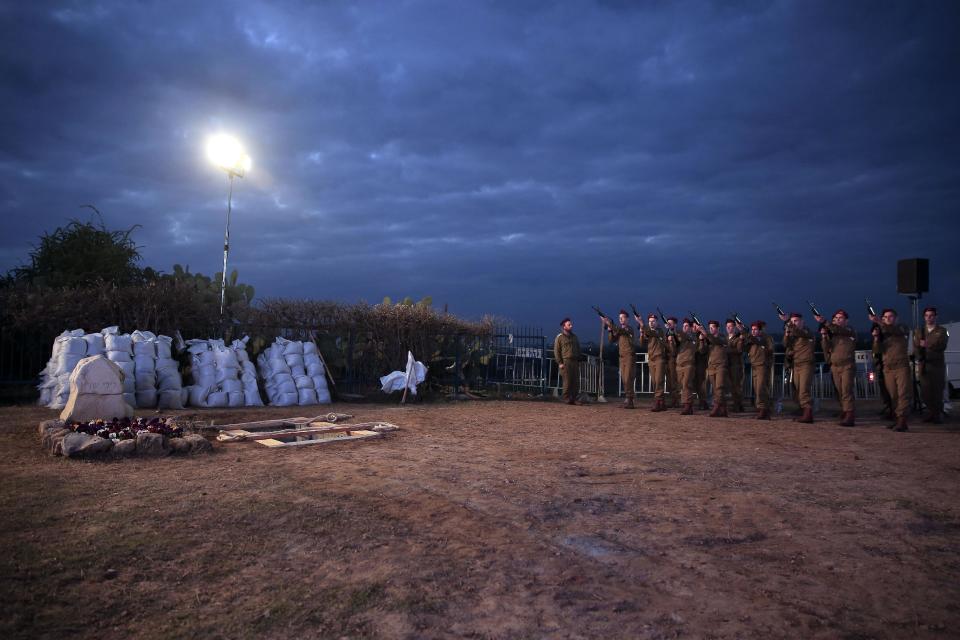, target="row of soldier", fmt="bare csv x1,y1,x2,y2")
552,306,948,432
